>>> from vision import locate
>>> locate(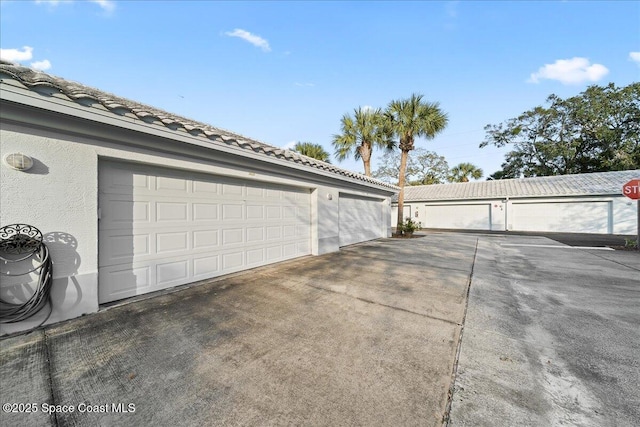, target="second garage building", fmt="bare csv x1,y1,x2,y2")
393,170,639,235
